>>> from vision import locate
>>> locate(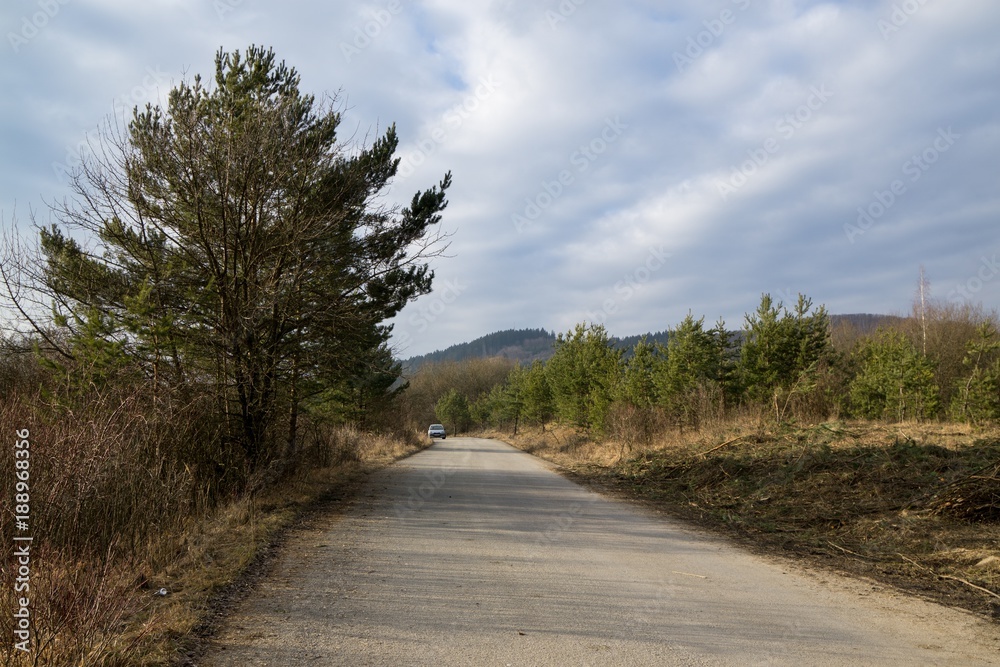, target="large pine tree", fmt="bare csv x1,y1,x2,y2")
35,46,451,468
